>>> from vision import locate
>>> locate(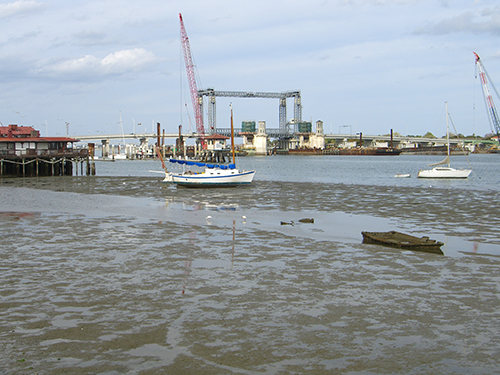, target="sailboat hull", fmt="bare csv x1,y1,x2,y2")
417,167,472,179
163,168,255,187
